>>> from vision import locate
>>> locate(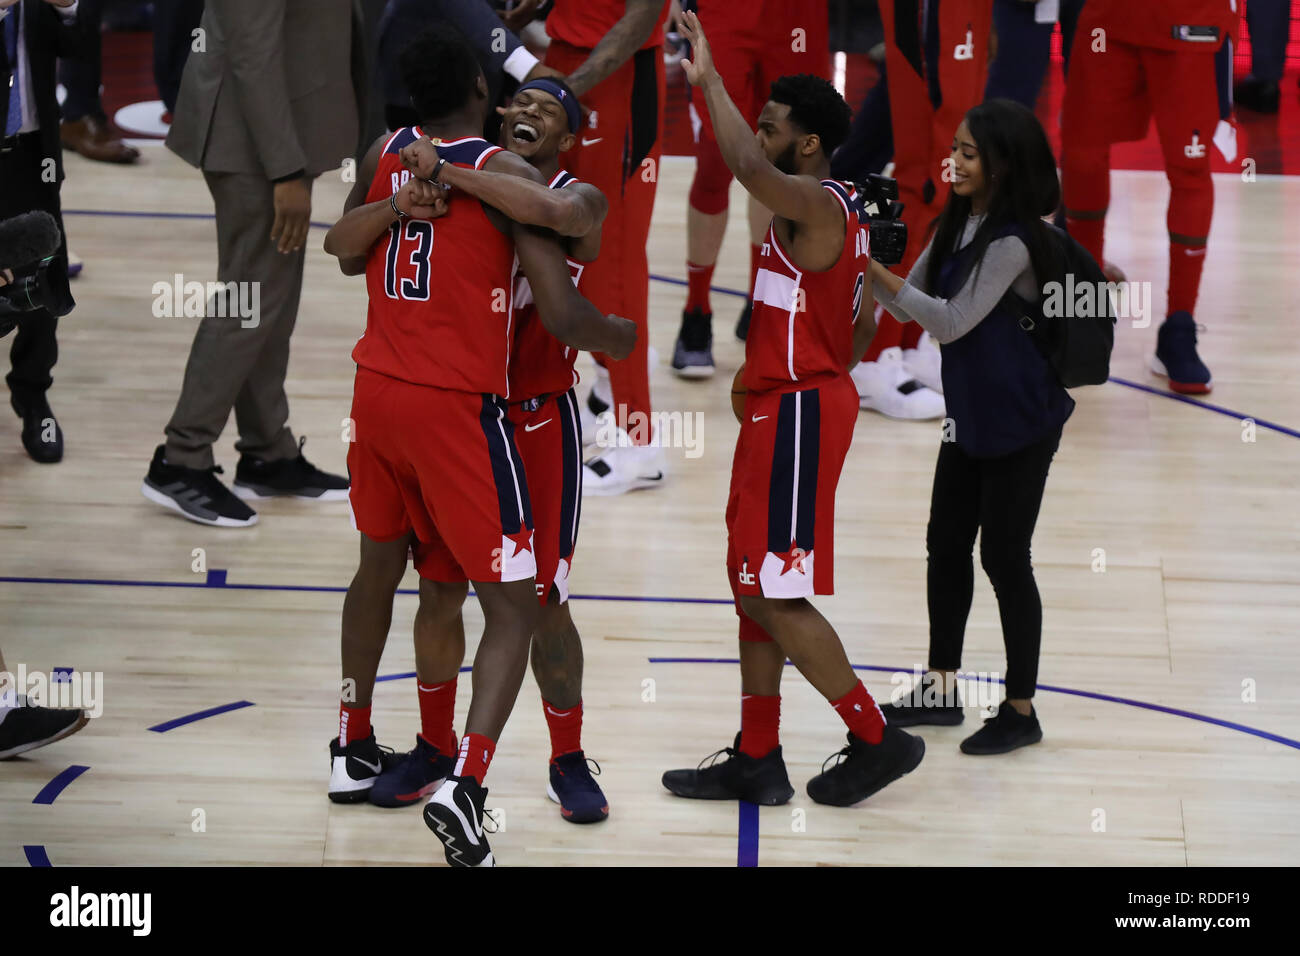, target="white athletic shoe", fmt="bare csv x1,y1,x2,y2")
582,438,666,496
901,333,943,395
578,365,614,447
851,347,945,420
